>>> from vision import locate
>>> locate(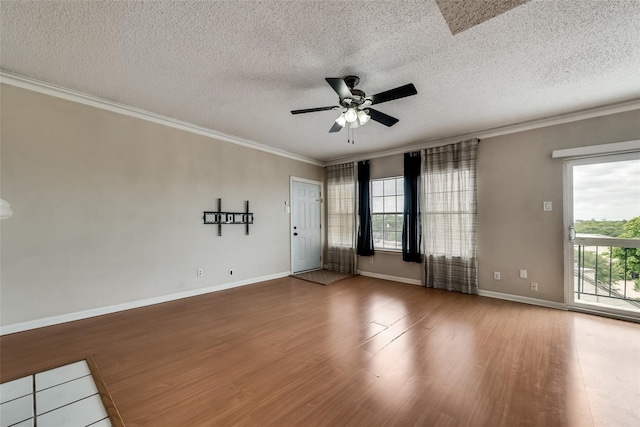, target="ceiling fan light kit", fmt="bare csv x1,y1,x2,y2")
344,108,358,123
291,75,418,142
357,110,370,125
